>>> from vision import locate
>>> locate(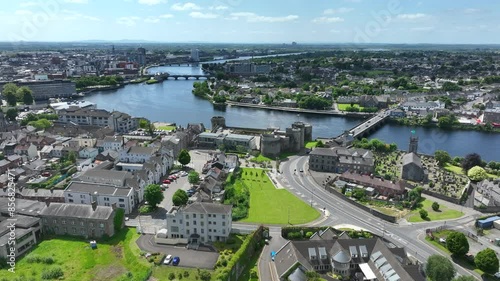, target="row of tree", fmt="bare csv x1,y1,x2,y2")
2,83,34,106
